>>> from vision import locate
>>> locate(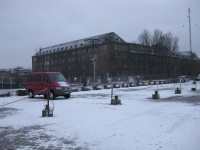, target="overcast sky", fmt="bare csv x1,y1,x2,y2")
0,0,199,69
